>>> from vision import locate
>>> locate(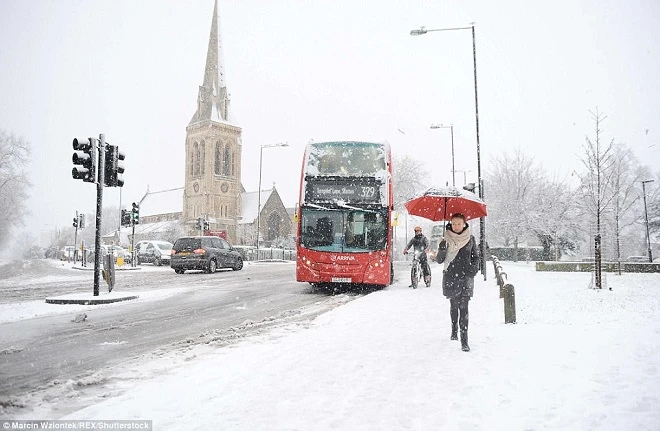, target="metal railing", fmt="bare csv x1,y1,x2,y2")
492,256,516,324
238,247,297,262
